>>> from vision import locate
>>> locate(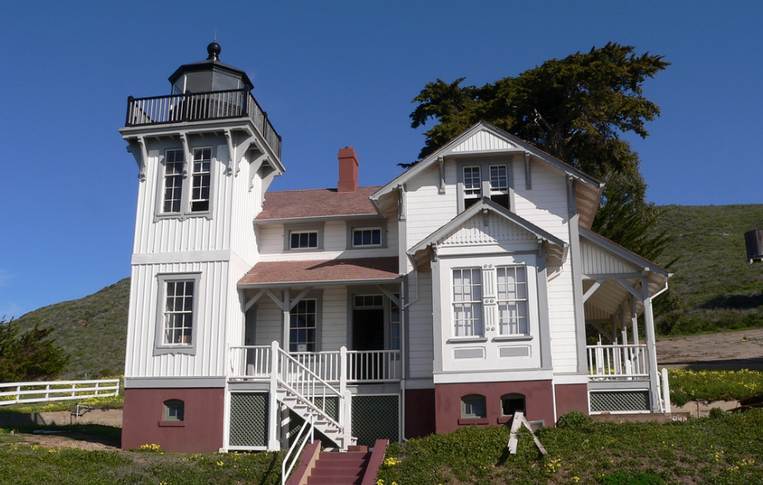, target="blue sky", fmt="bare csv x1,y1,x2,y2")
1,1,762,316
